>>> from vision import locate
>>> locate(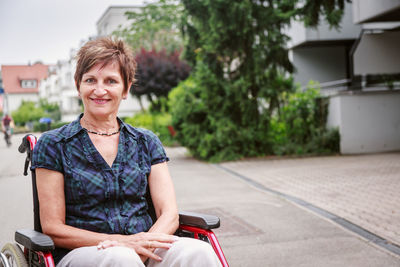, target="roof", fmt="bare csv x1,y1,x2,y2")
1,64,49,94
